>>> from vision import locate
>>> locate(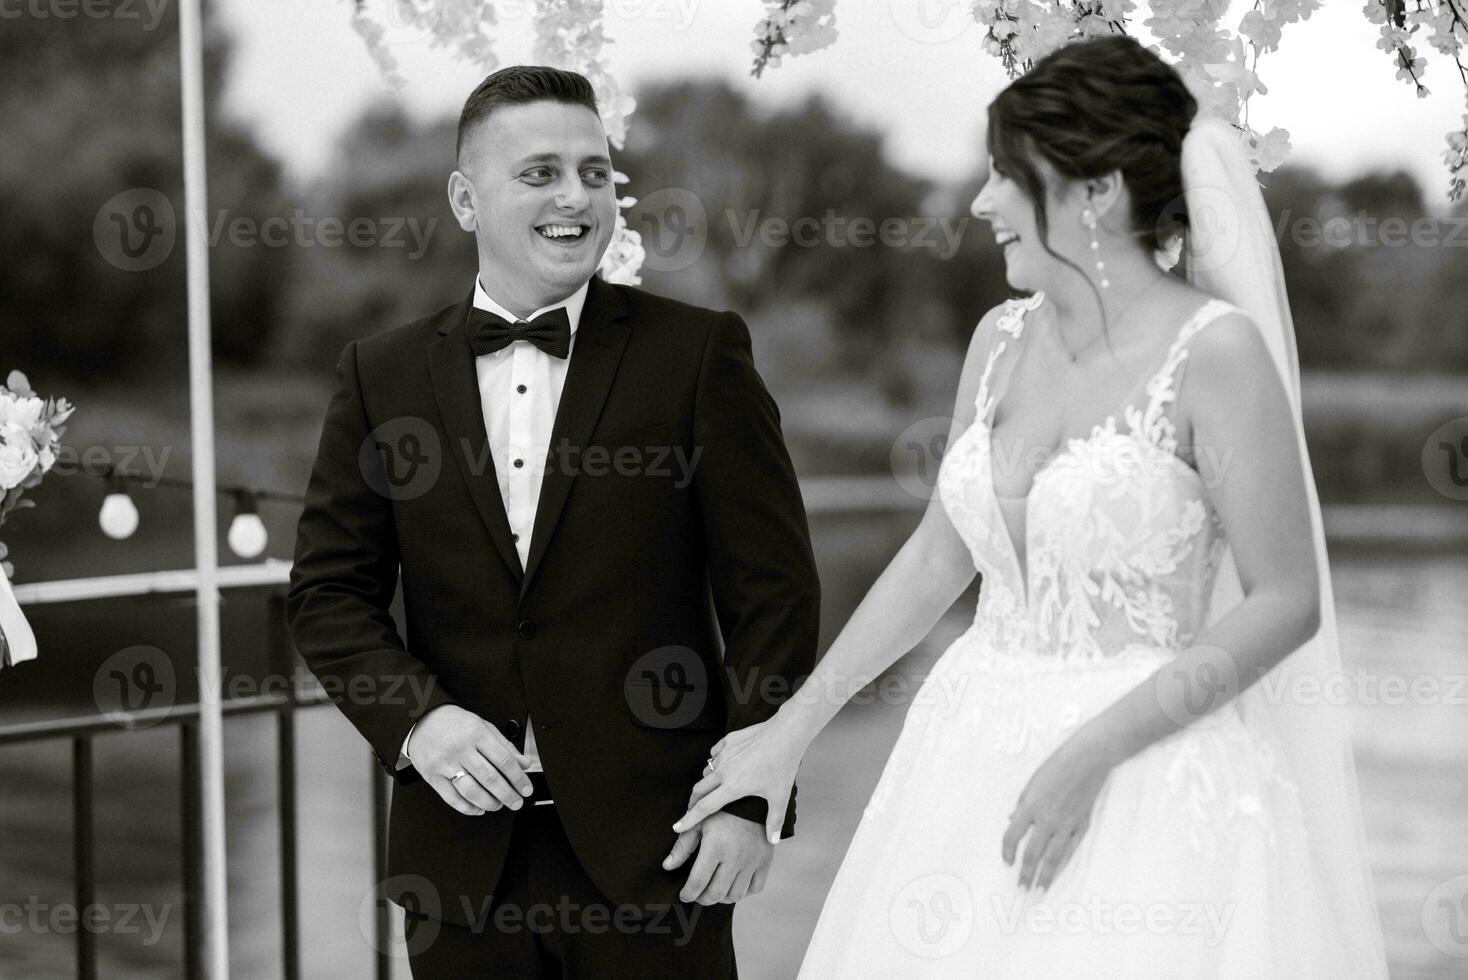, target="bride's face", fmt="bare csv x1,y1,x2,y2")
971,152,1090,293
